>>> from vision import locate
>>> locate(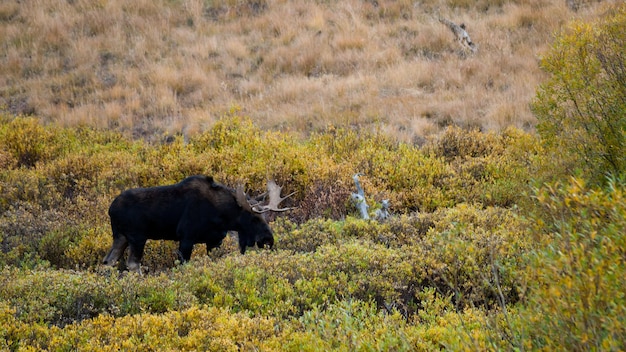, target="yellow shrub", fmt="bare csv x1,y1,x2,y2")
0,117,67,168
522,178,626,350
